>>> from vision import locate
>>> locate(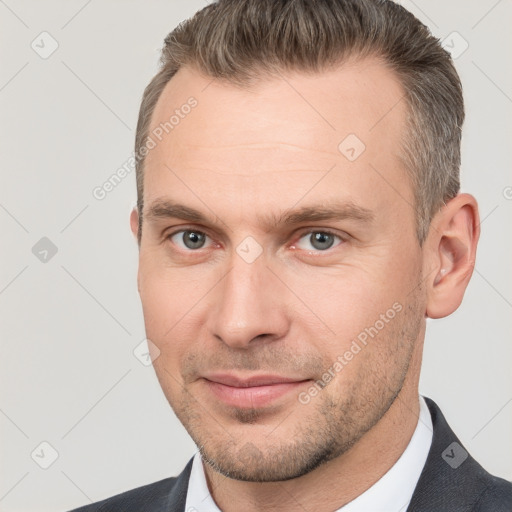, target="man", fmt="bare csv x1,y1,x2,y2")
69,0,512,510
